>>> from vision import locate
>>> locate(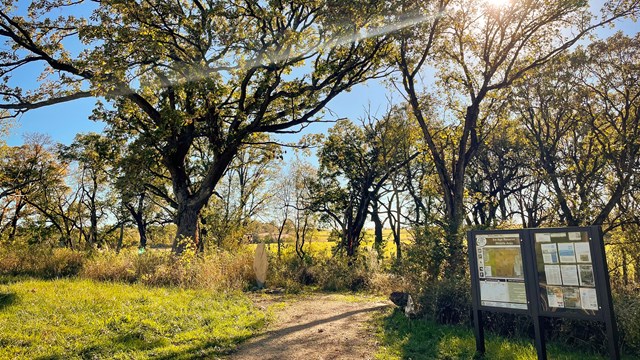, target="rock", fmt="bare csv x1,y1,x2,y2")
389,292,409,308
